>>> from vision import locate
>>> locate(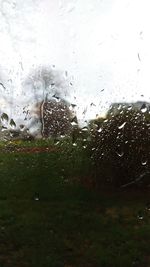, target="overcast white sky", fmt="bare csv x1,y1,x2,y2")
0,0,150,123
